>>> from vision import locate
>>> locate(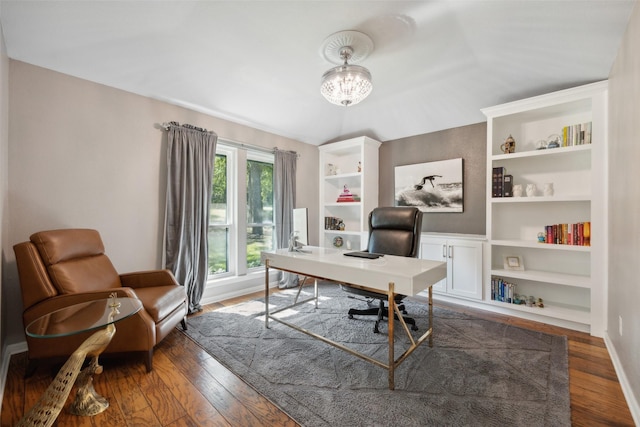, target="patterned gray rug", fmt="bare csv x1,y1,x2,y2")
183,283,570,426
